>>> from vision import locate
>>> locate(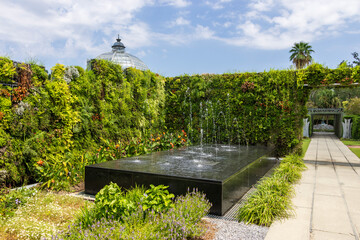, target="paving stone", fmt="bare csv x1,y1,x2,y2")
311,230,355,240
312,194,353,235
266,133,360,240
293,183,313,208
343,187,360,214
348,213,360,238
265,207,311,240
314,182,341,197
